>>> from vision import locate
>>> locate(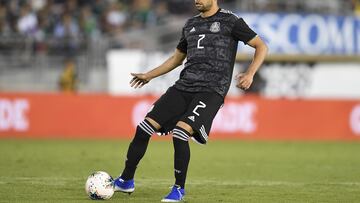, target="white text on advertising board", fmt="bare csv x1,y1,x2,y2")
0,99,29,131
240,13,360,55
